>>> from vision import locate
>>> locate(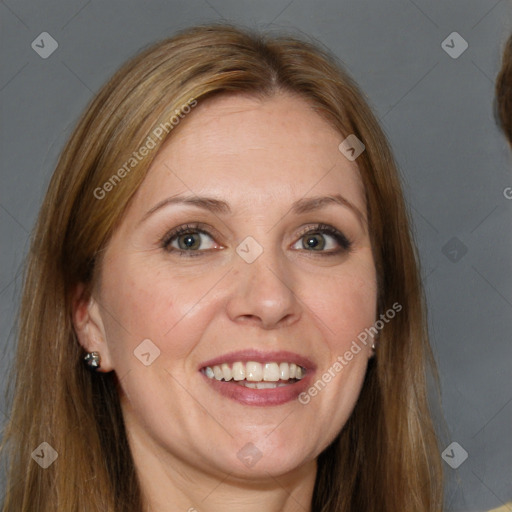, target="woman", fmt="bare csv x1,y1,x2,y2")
0,24,443,511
